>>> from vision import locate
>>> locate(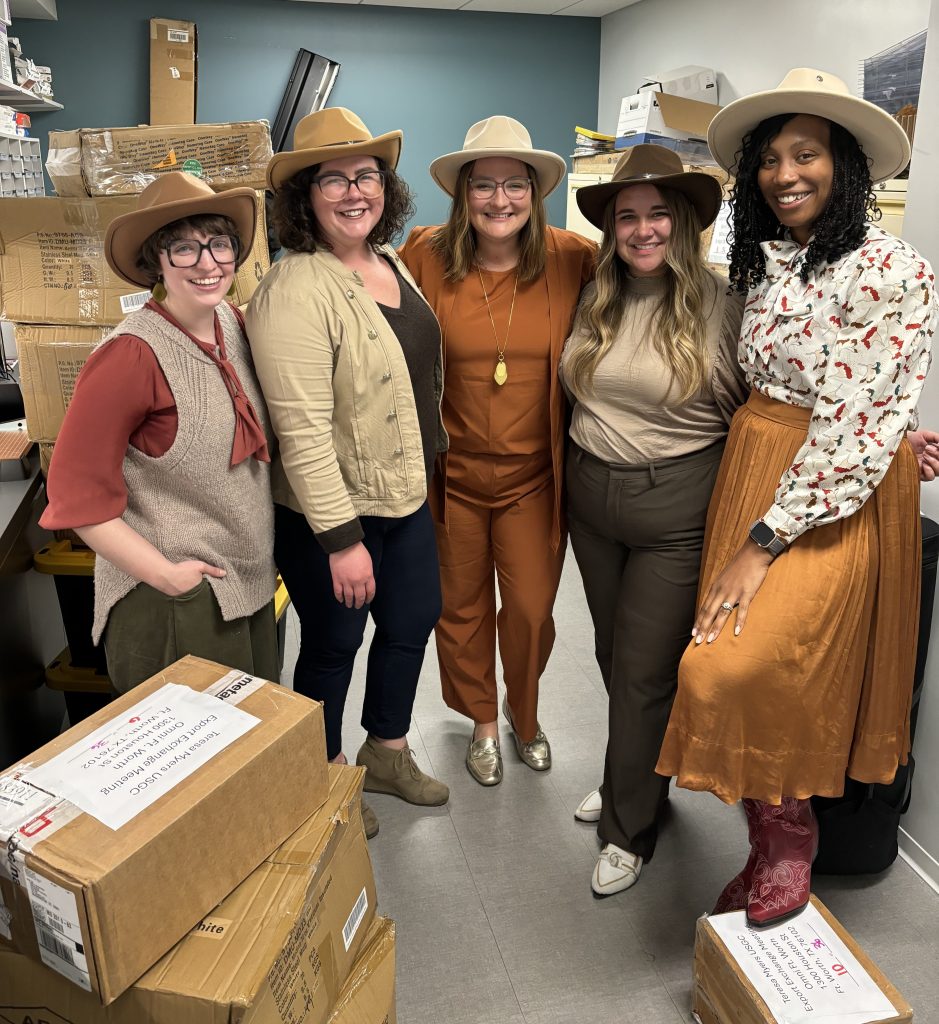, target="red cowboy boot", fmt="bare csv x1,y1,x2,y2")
746,797,818,927
712,798,761,915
